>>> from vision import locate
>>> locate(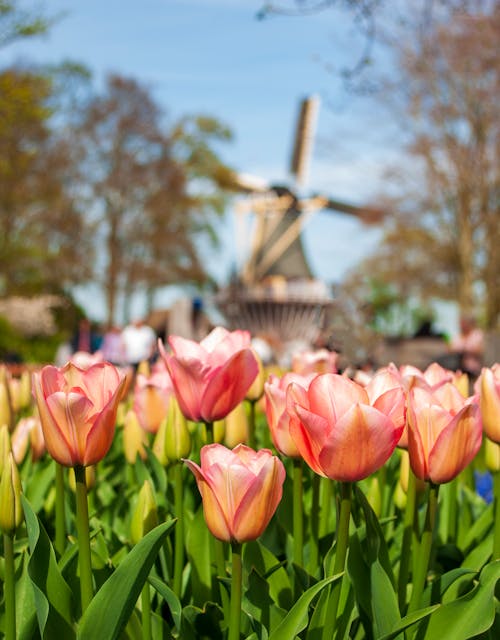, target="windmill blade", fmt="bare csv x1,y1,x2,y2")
290,95,320,189
217,170,271,193
322,197,385,224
